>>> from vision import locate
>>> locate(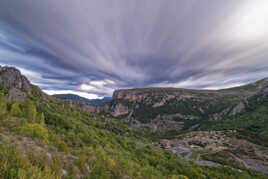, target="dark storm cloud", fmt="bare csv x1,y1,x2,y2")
0,0,268,98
